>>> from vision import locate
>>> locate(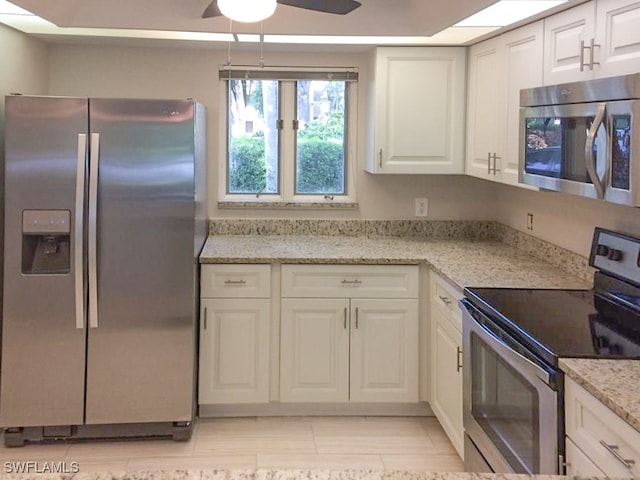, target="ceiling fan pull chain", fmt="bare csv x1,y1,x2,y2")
226,18,233,67
259,21,265,68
